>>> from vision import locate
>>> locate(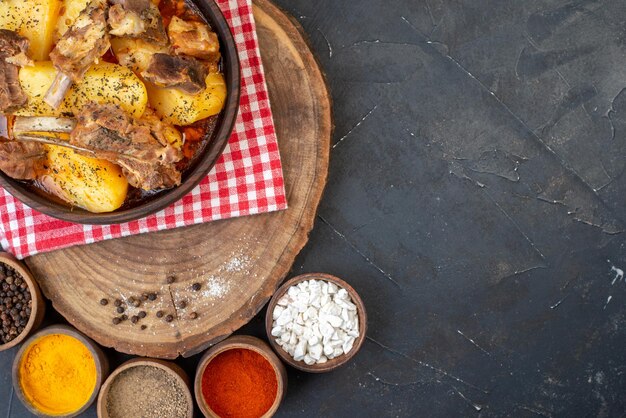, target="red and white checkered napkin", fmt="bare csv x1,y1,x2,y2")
0,0,287,259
